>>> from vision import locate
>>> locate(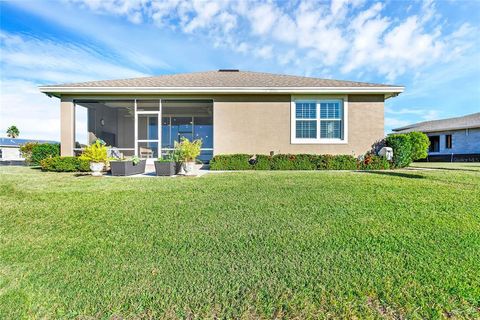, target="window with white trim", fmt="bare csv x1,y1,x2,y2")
293,99,345,143
295,102,317,139
319,101,342,139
